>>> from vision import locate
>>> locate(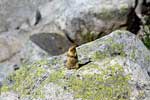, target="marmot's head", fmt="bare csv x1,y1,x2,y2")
68,44,77,54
